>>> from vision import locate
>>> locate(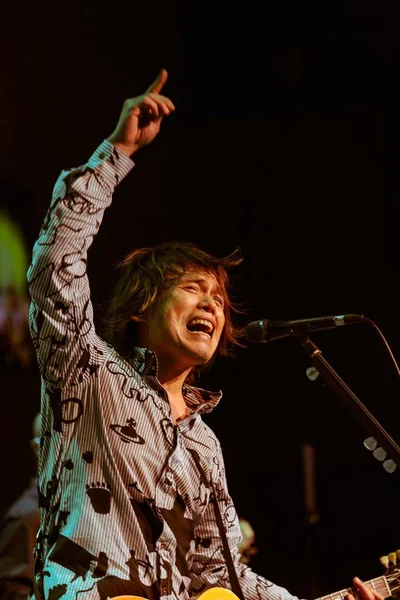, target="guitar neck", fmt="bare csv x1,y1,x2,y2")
316,576,392,600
